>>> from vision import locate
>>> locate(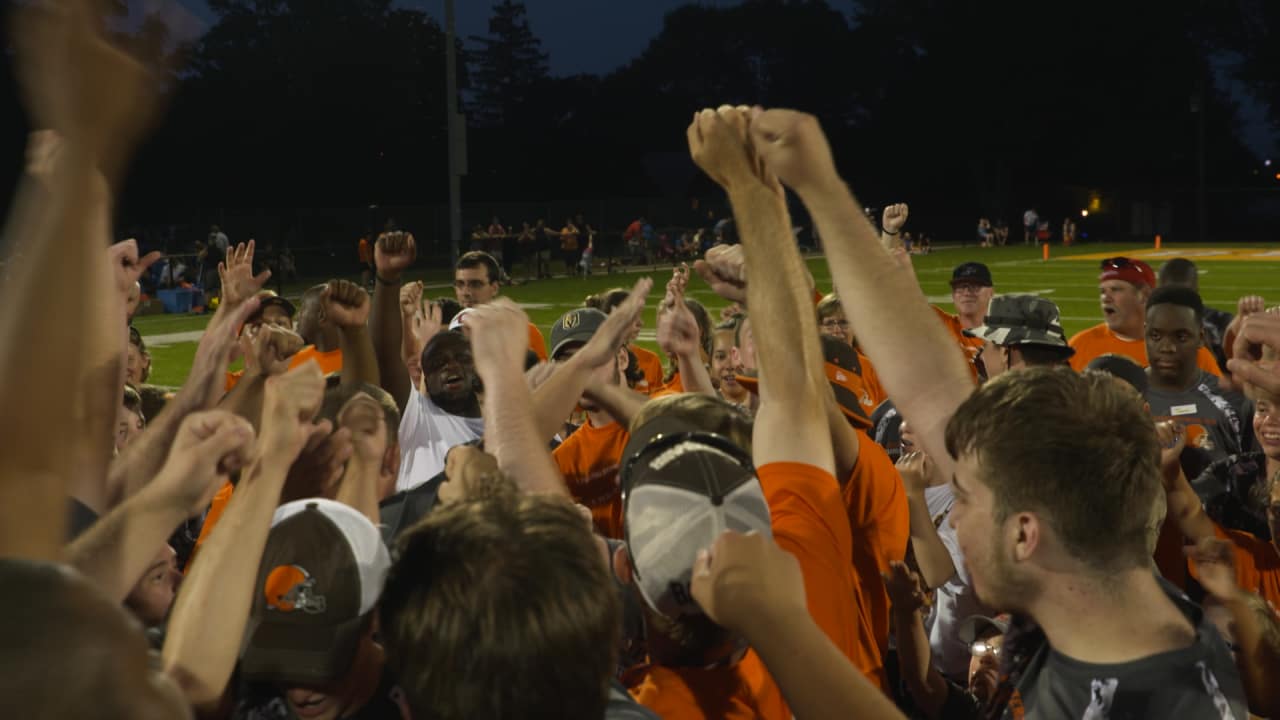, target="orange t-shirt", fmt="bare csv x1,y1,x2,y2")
552,420,630,539
185,480,234,571
651,372,685,399
842,435,909,660
931,306,983,382
1068,322,1221,376
358,237,372,264
628,462,884,720
528,322,548,362
224,346,344,392
1189,523,1280,610
631,345,665,395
